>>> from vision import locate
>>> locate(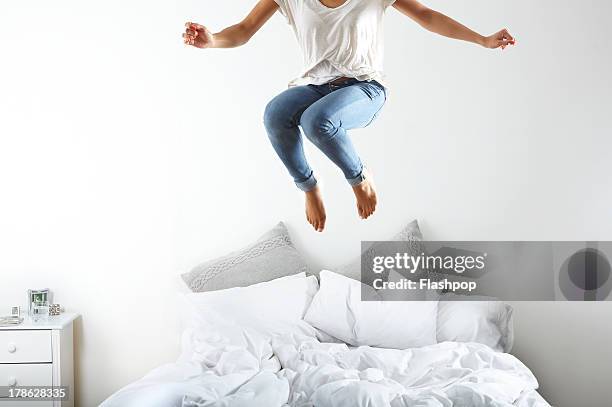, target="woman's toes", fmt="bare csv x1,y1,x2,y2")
304,186,326,232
